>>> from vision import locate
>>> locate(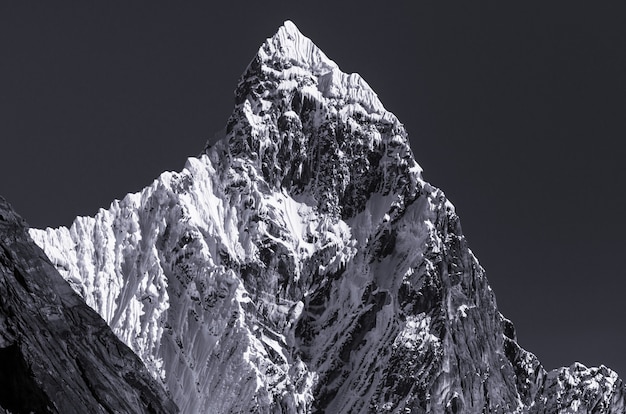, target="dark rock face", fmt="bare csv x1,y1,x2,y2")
0,197,177,414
